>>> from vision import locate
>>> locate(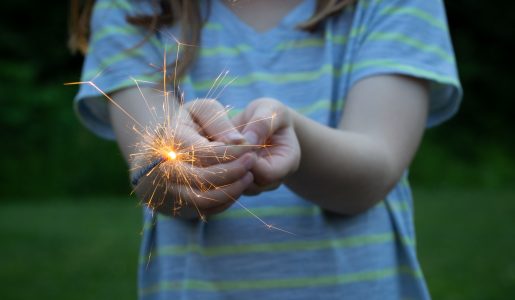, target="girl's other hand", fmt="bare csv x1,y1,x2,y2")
232,98,301,195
